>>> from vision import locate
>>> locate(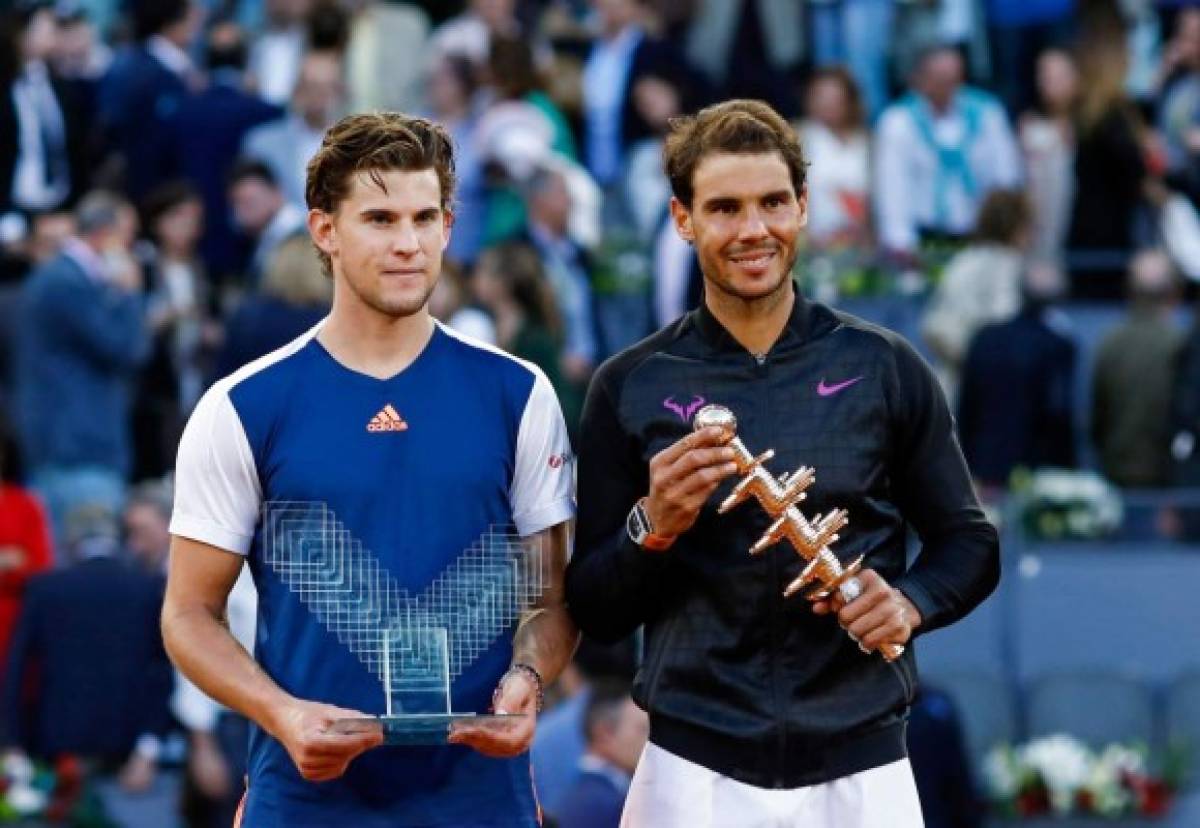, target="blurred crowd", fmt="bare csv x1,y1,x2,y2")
0,0,1199,825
